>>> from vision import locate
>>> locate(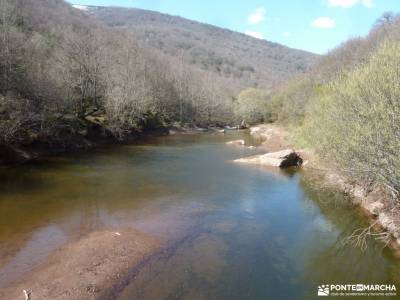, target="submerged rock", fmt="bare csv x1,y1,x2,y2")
225,125,238,130
234,149,303,168
249,126,261,134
